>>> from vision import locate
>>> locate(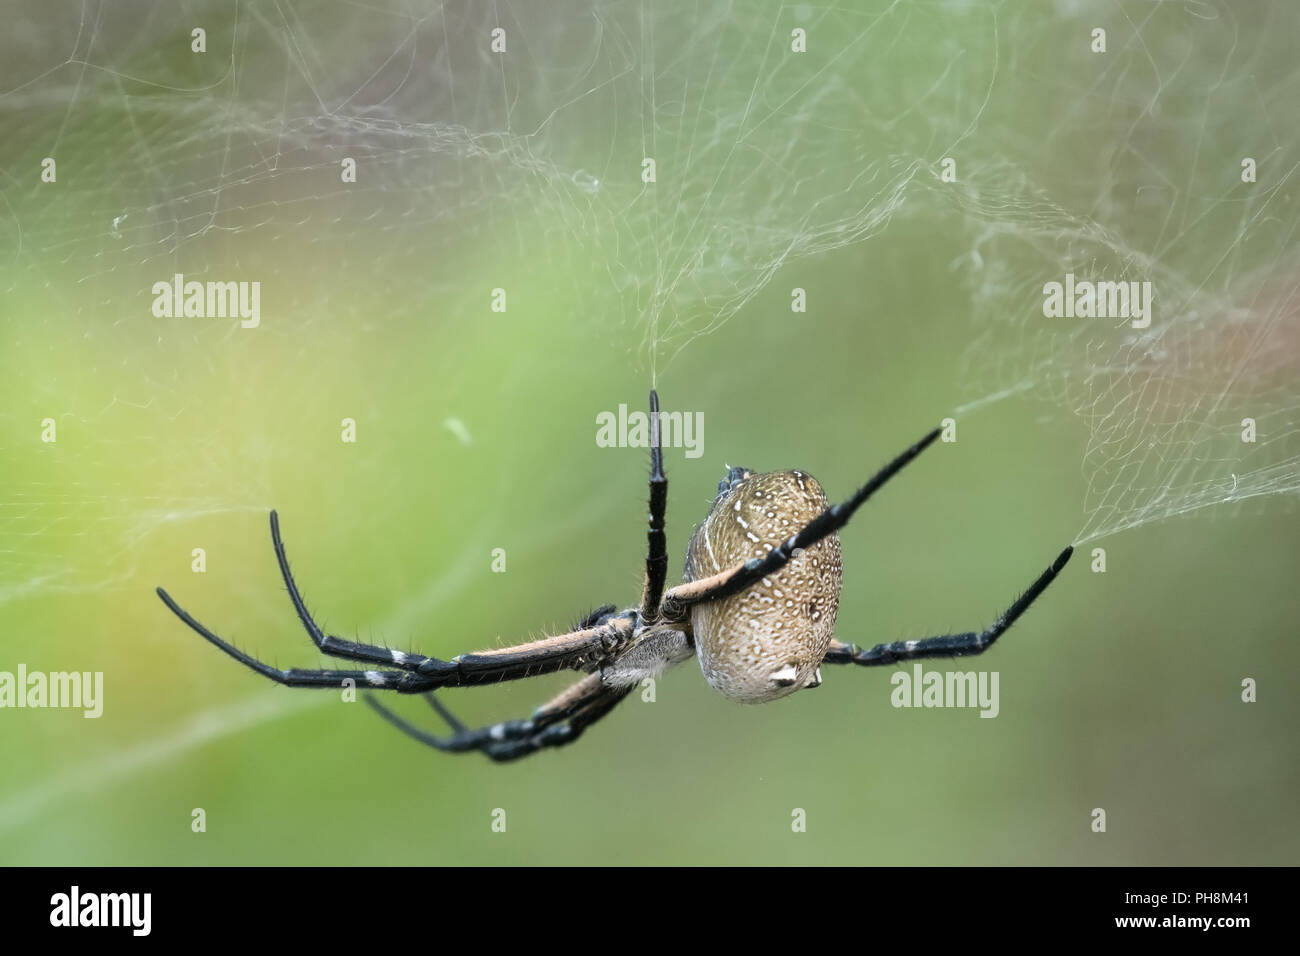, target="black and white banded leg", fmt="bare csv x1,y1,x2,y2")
639,389,670,623
821,545,1074,667
156,510,634,692
659,426,942,624
366,673,634,762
